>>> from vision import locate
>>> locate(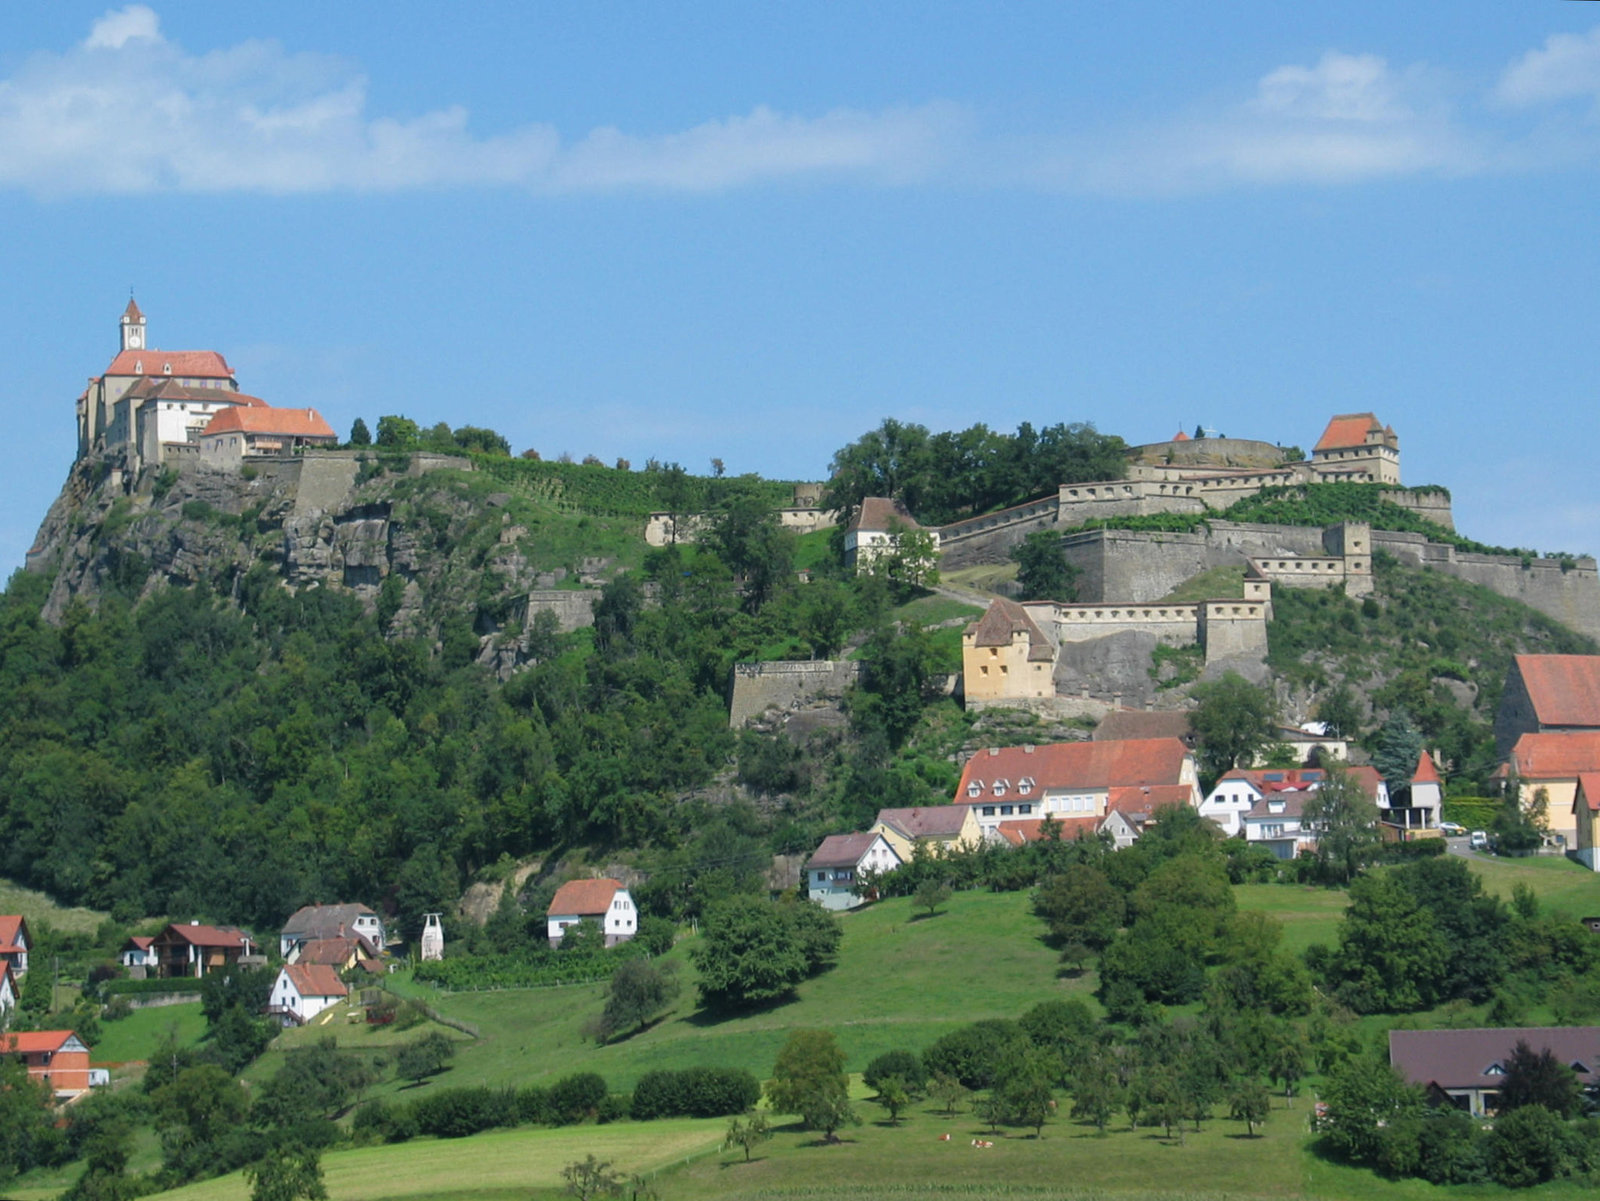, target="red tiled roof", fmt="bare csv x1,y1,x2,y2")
1109,784,1194,812
1390,1027,1600,1092
847,496,924,534
995,816,1106,846
1217,767,1327,795
1172,430,1190,442
807,832,892,869
296,938,363,966
0,1030,81,1055
0,917,27,948
156,923,250,948
959,738,1191,799
201,406,336,439
547,878,623,917
1513,655,1600,729
1313,413,1383,453
875,806,973,839
1412,751,1442,786
1508,731,1600,779
1576,773,1600,813
965,599,1055,660
283,963,348,999
104,349,234,379
1346,764,1386,802
124,936,154,951
123,298,143,323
